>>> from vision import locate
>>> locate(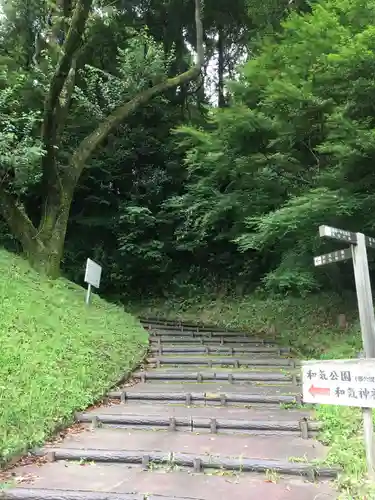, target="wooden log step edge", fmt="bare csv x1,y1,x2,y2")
149,346,290,352
144,326,261,336
149,341,279,349
147,357,299,367
145,326,242,334
76,412,322,436
110,390,300,405
134,371,299,382
1,488,199,500
140,317,243,331
140,315,218,325
149,336,271,344
147,329,267,337
32,449,341,480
